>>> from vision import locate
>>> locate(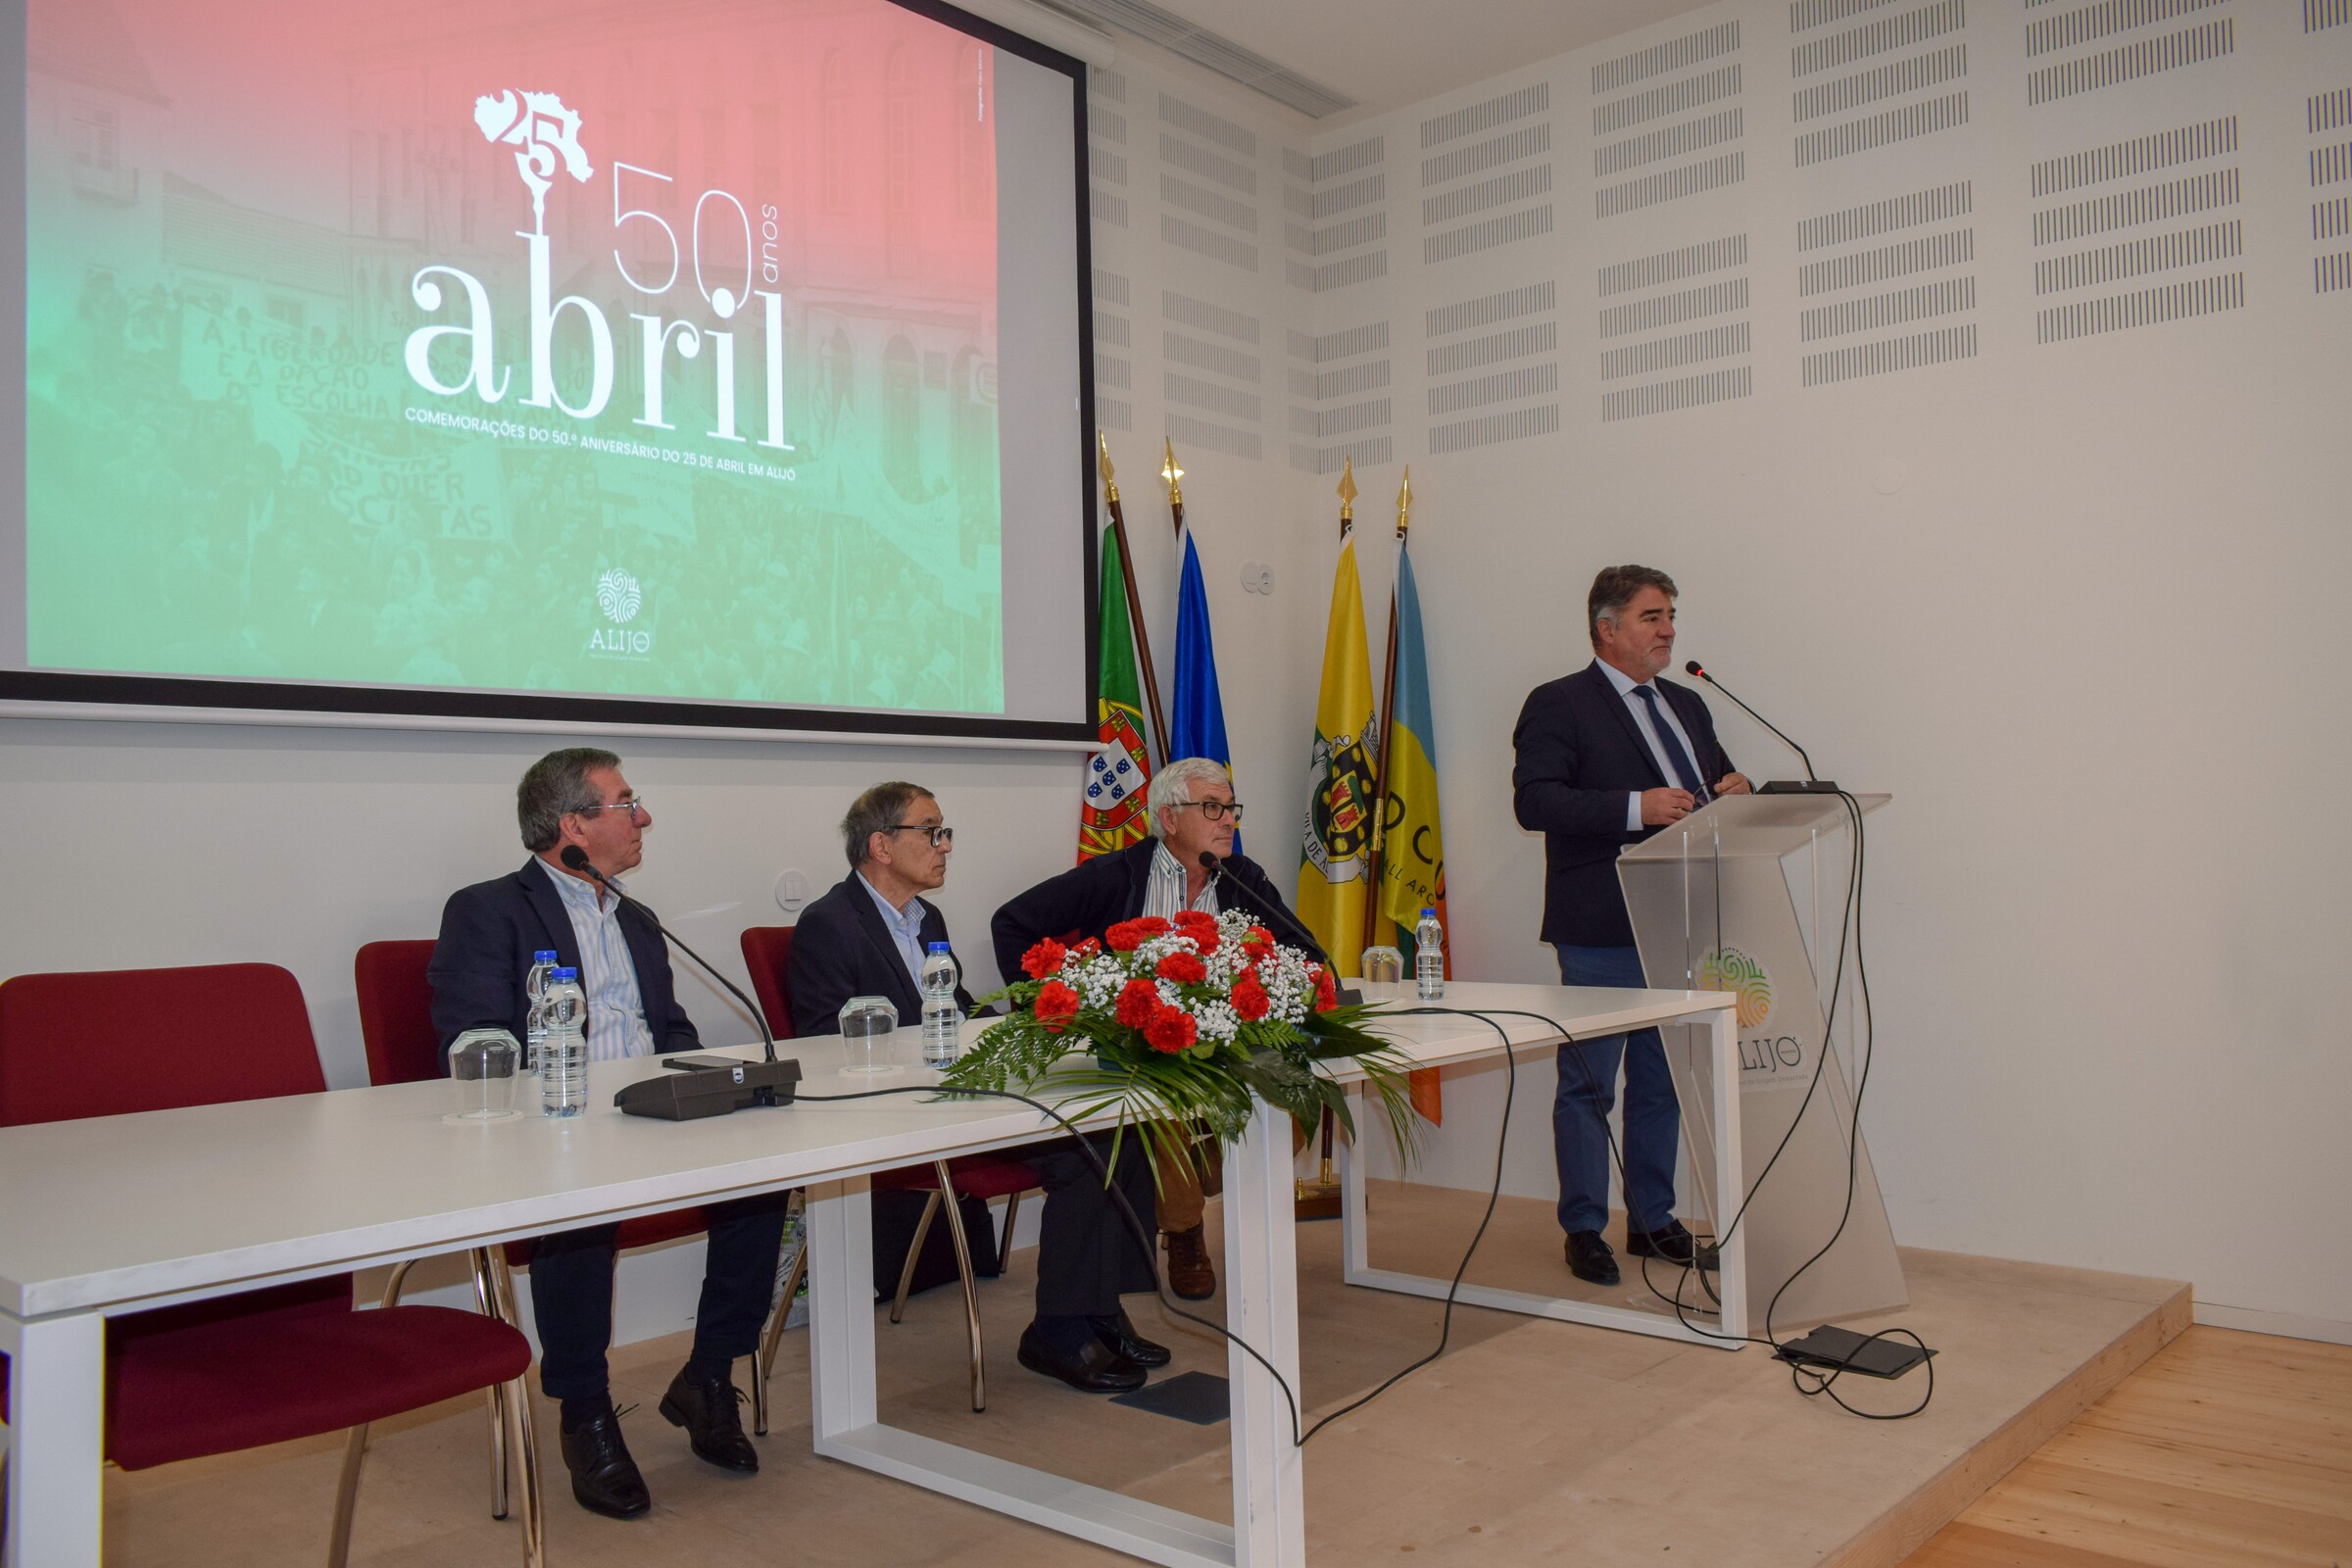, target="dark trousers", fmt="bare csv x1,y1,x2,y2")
1552,944,1681,1238
528,1190,792,1401
1021,1131,1158,1317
